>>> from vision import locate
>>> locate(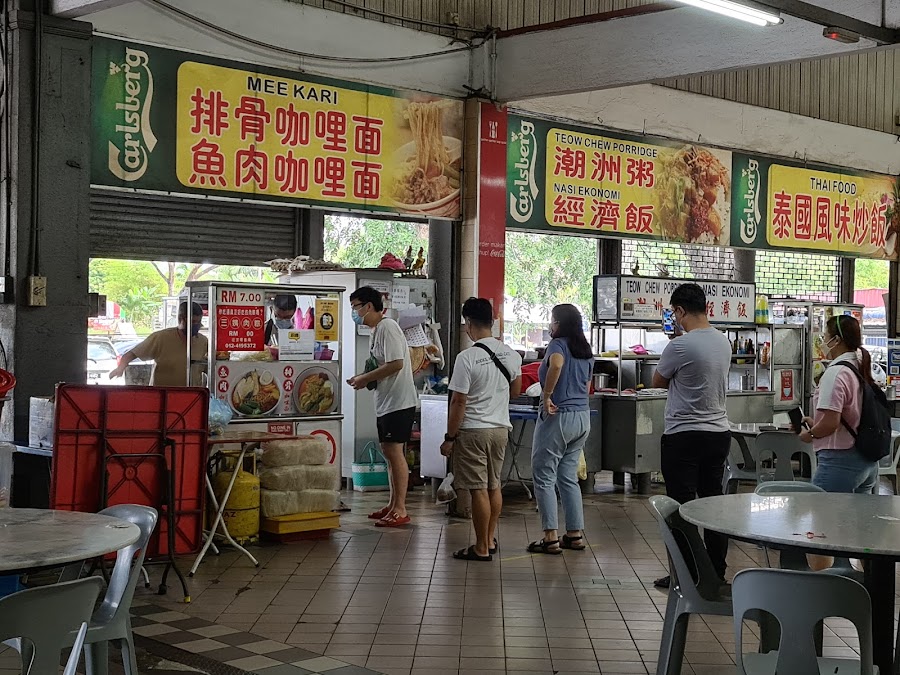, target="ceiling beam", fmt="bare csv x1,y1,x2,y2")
493,7,880,101
758,0,900,43
49,0,134,18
